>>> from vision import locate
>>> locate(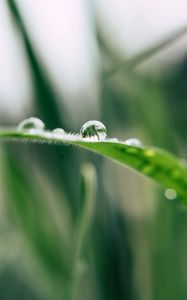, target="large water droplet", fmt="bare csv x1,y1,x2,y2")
124,138,142,147
52,128,65,135
165,188,177,200
80,120,107,141
17,117,45,132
